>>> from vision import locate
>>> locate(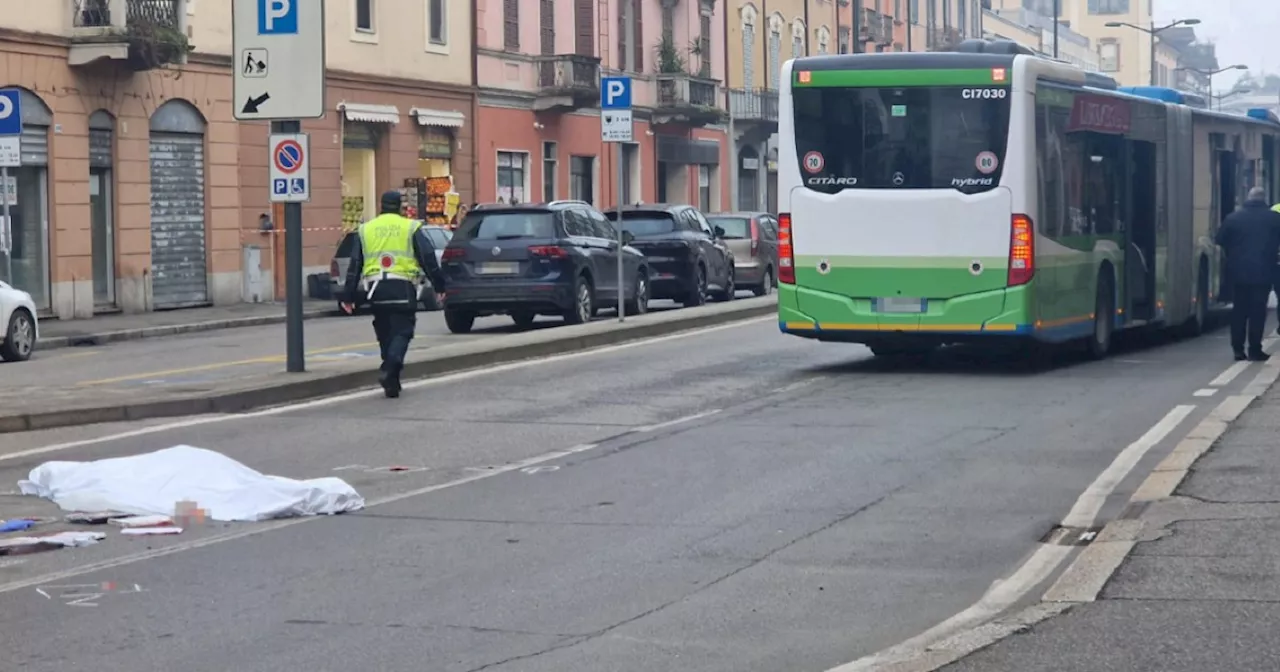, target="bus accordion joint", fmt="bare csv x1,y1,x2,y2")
778,213,795,284
1008,214,1035,287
